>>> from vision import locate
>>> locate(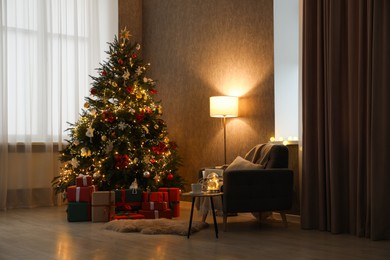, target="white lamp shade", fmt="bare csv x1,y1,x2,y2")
209,96,238,118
